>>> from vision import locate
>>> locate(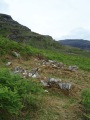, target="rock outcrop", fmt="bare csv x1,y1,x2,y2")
0,13,63,50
